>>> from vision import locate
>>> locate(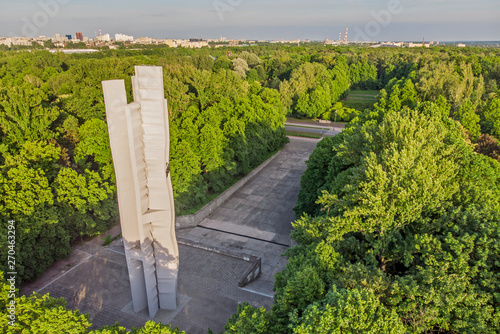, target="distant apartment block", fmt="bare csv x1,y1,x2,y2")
405,41,432,48
76,32,84,41
164,39,180,47
269,39,301,44
0,38,12,47
324,38,341,46
181,39,209,48
53,33,68,42
97,34,111,42
370,41,404,48
135,36,153,44
0,37,33,47
115,33,134,42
